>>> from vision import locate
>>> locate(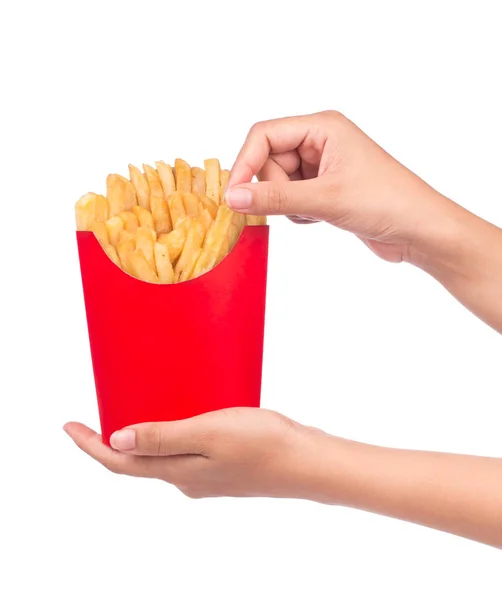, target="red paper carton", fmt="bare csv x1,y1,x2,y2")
77,226,269,445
